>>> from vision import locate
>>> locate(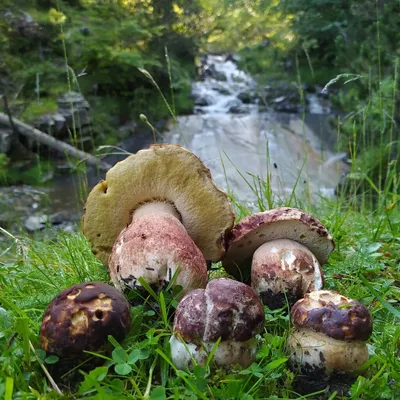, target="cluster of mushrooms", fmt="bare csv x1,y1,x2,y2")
40,144,373,388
